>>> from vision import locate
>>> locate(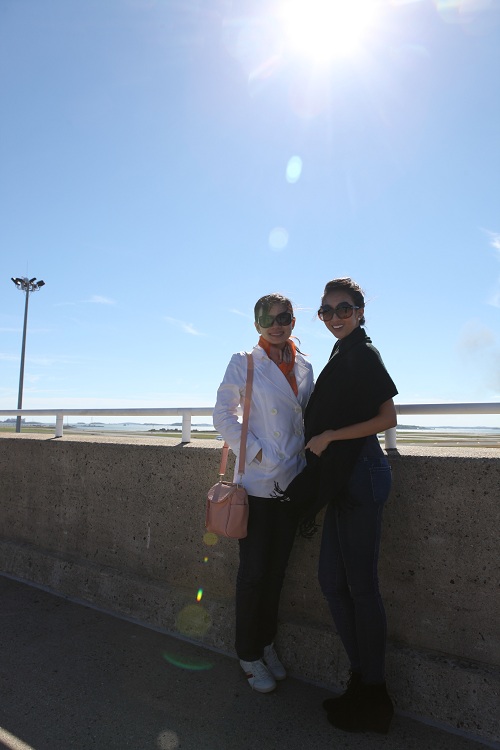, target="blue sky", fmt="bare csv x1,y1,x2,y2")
1,0,499,427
